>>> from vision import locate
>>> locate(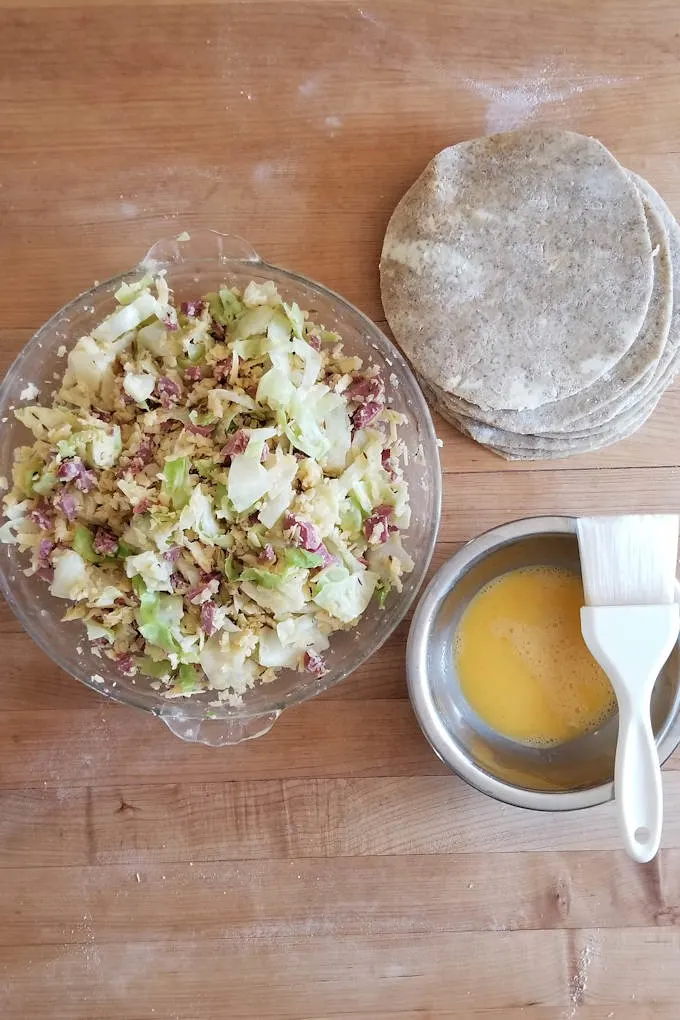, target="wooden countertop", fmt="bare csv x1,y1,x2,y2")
3,1,680,1017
